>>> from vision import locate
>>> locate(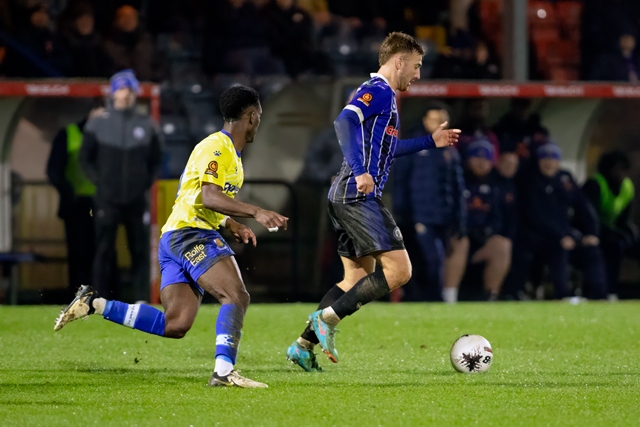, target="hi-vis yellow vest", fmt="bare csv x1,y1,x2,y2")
594,172,634,226
65,123,96,196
